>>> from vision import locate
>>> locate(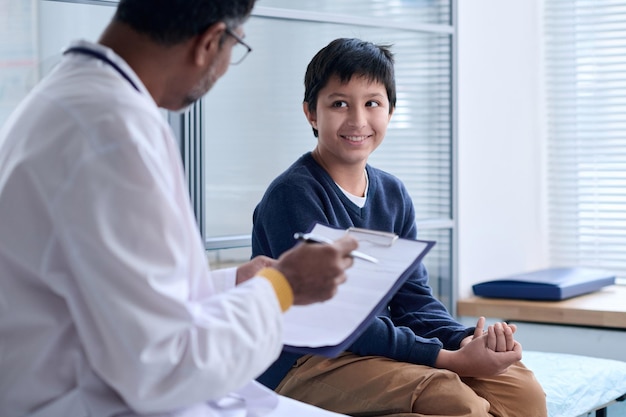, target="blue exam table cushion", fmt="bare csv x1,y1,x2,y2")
472,267,615,300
